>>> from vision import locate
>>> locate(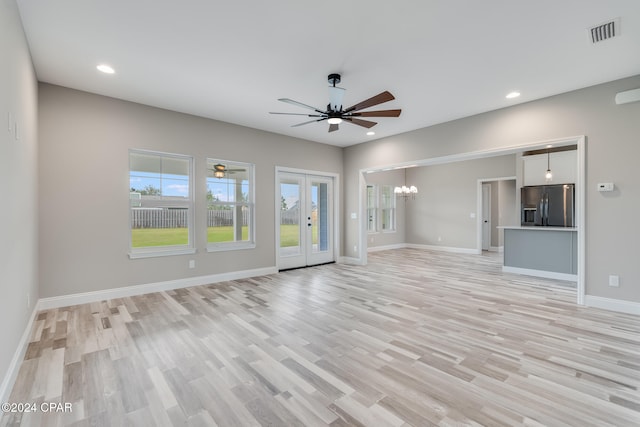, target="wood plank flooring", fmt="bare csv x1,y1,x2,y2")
2,249,639,426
